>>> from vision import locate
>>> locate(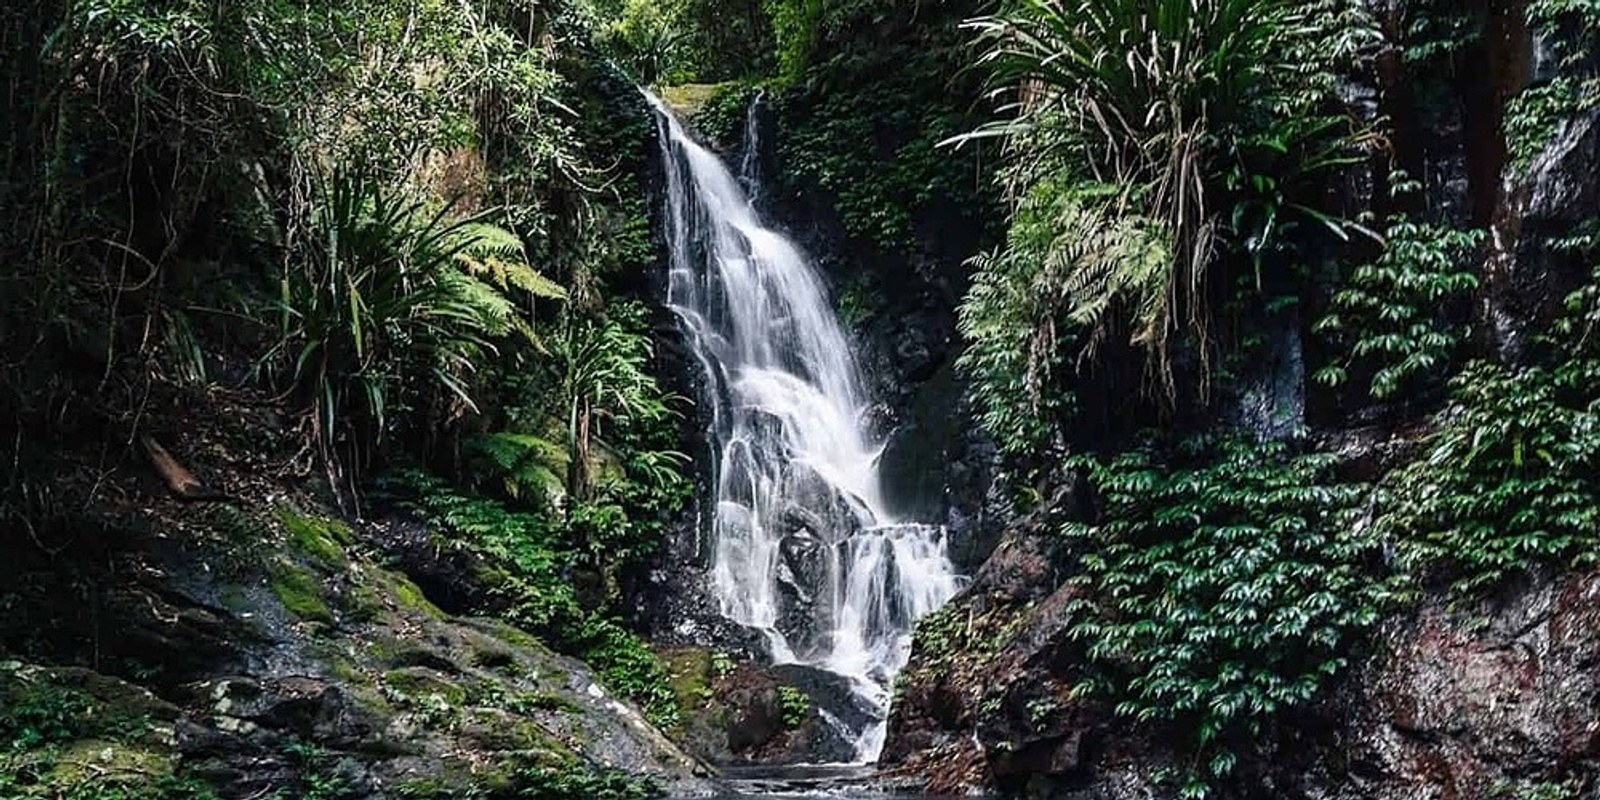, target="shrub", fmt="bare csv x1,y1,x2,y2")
262,167,540,485
1063,437,1393,797
1313,204,1484,402
963,0,1374,393
1379,360,1600,595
